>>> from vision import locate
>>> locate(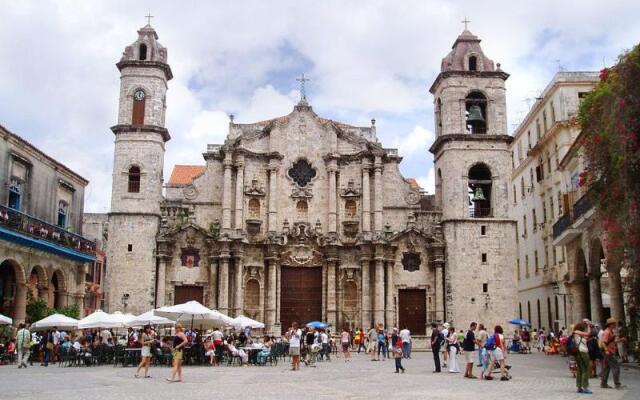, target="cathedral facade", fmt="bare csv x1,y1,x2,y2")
105,24,517,336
